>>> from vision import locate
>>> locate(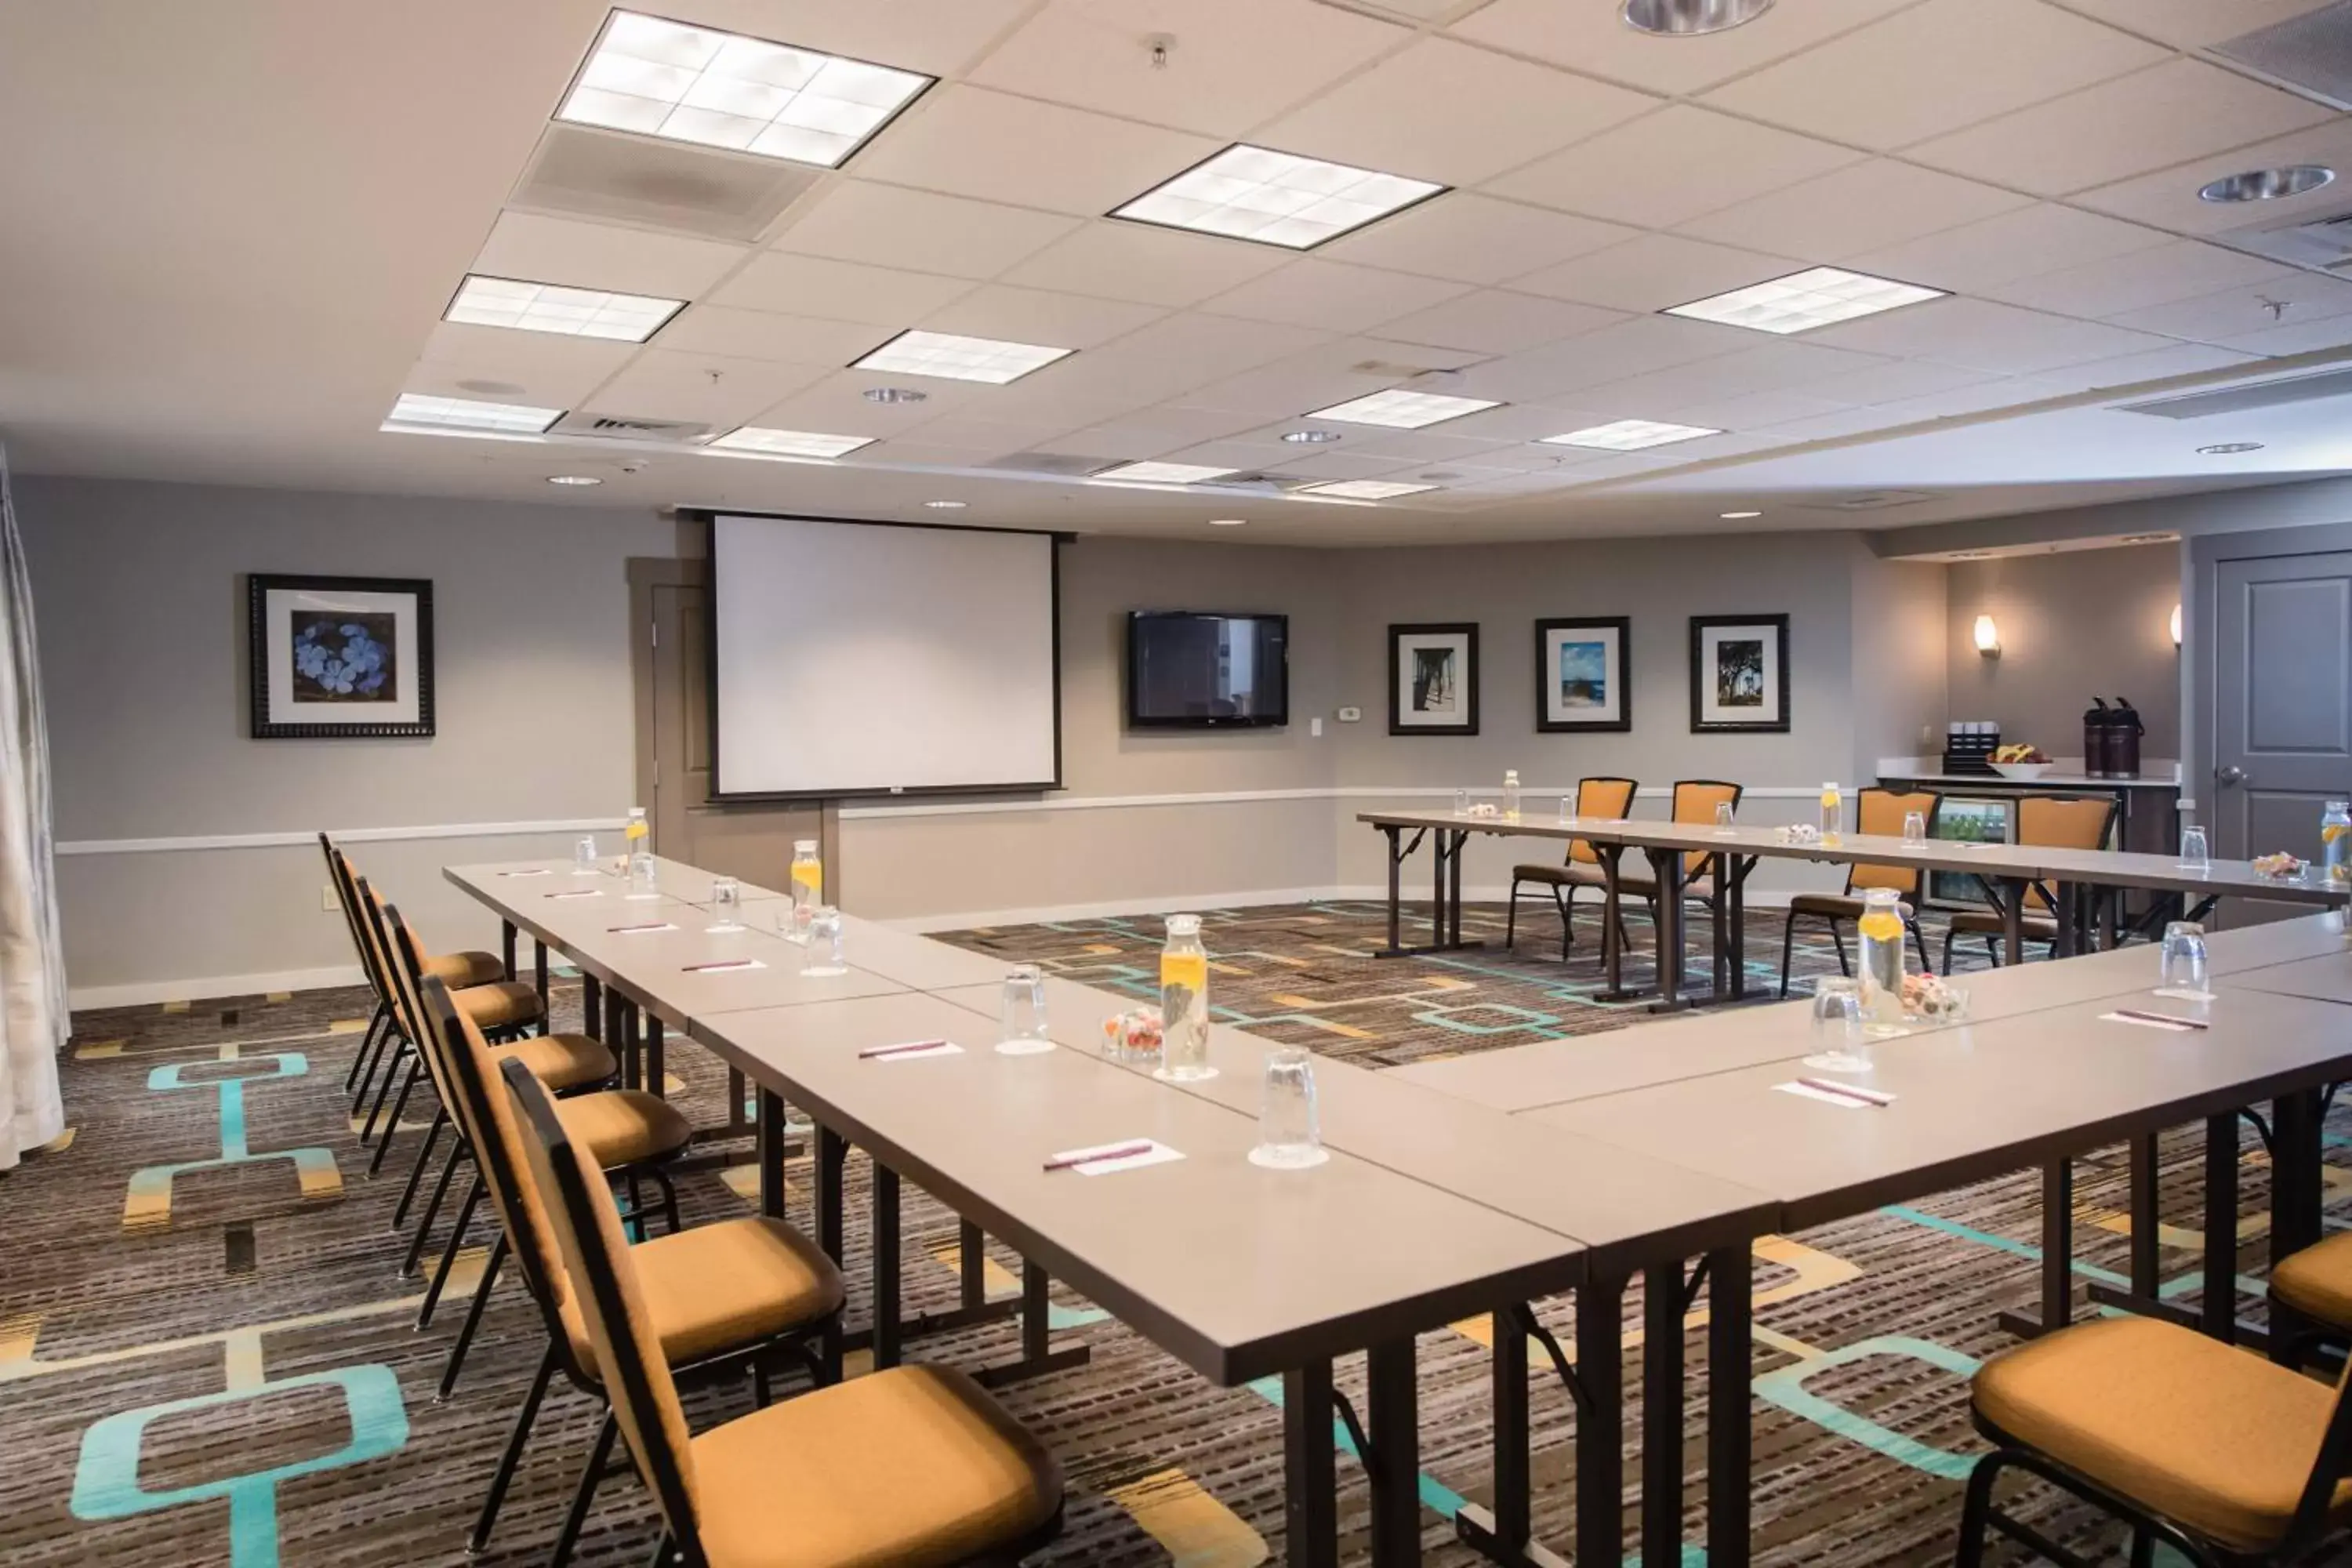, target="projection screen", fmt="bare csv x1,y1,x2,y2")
709,514,1061,799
